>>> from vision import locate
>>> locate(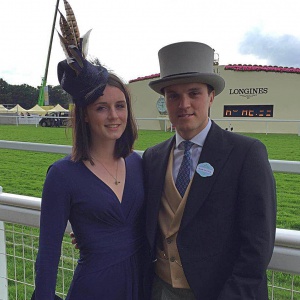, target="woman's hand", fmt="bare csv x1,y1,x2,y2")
70,232,79,249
